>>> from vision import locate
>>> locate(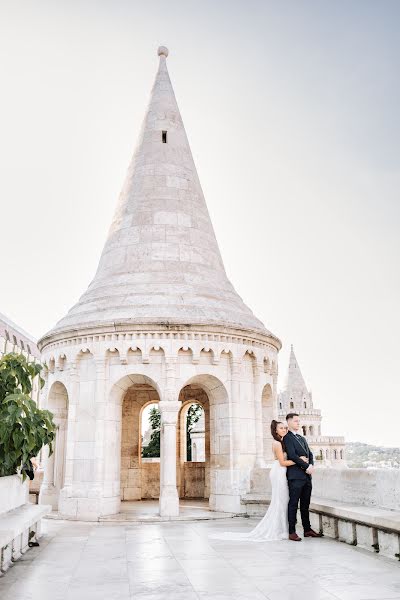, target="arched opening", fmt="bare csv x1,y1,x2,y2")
334,449,338,460
302,426,307,436
41,381,69,510
120,377,161,502
290,401,294,409
262,384,274,462
319,449,323,460
178,374,229,512
340,449,344,460
309,425,314,436
177,387,209,500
